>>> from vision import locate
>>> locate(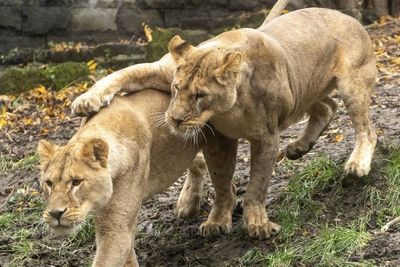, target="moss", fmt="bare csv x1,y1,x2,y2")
146,28,211,62
210,10,267,35
0,62,90,94
0,67,51,95
44,62,90,91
